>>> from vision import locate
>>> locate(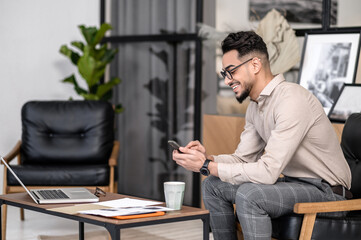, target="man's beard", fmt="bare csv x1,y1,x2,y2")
236,87,250,104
